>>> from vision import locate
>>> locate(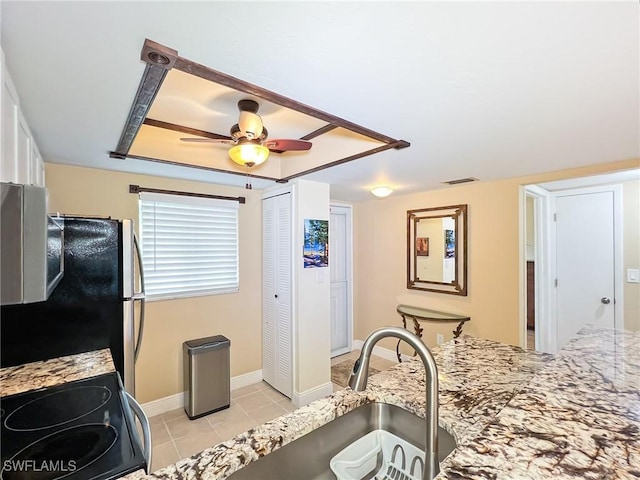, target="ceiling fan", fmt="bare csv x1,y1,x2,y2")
180,99,312,168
